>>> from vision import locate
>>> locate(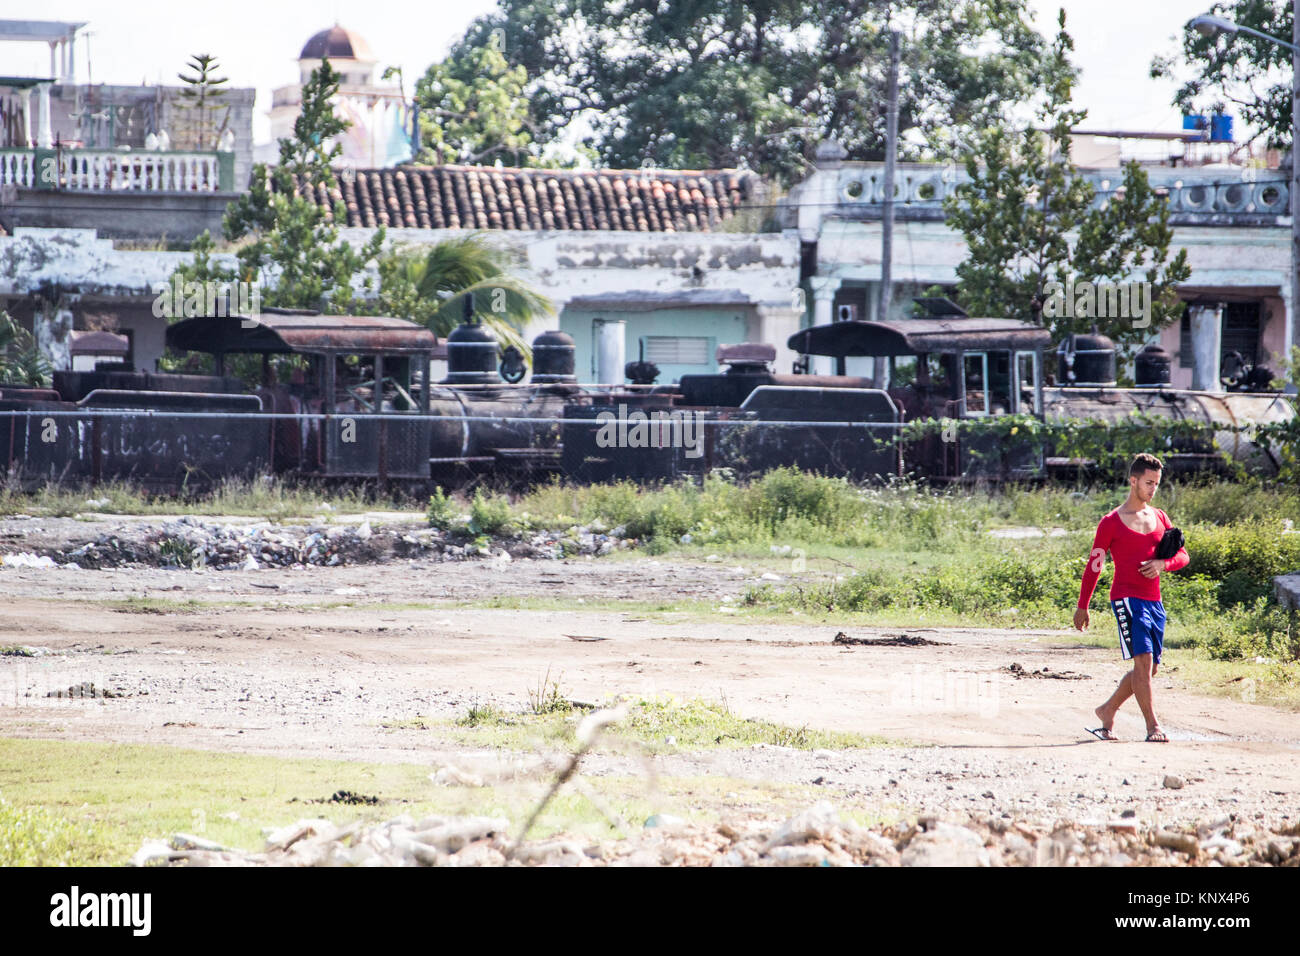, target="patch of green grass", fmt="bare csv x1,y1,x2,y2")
0,645,35,657
619,696,885,750
1164,653,1300,710
103,596,225,614
0,797,91,865
389,696,890,754
457,701,510,727
0,475,424,520
0,737,870,864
